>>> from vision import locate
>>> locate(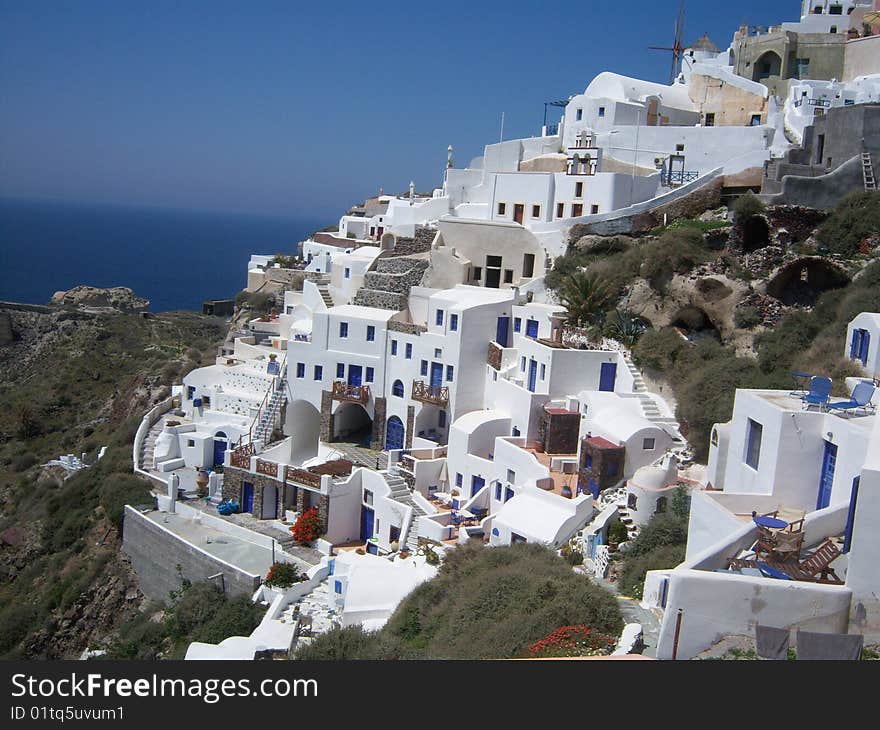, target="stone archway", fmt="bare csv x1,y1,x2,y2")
332,402,373,446
766,257,851,307
752,50,782,82
671,306,721,342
